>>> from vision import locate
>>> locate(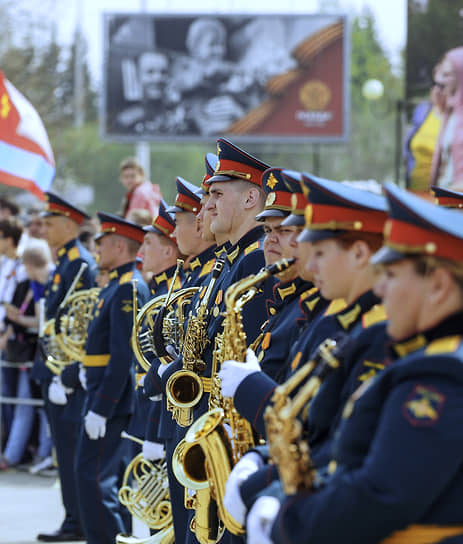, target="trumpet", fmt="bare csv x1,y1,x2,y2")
131,260,198,372
117,431,173,544
166,253,227,427
181,258,295,536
